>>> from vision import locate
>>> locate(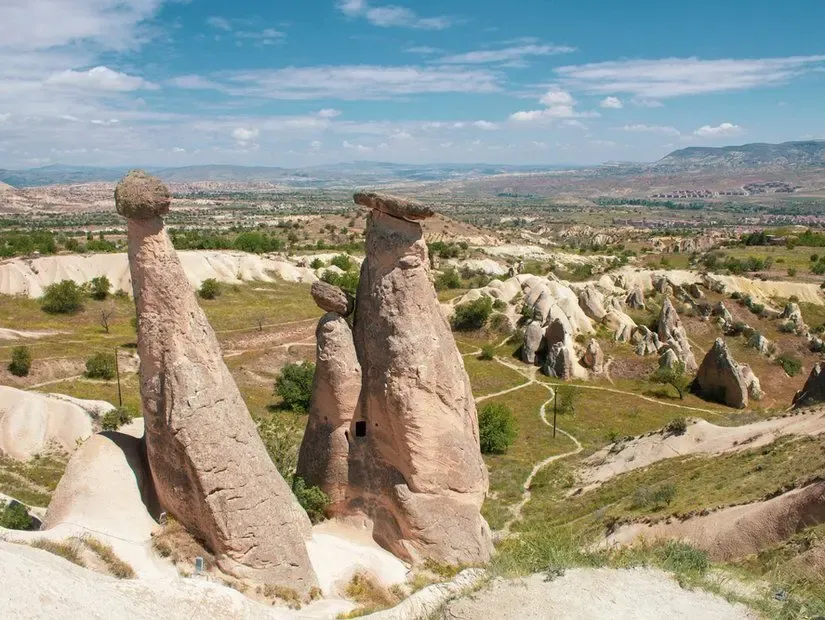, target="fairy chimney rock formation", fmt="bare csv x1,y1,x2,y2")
696,338,761,409
311,280,353,316
522,320,545,364
625,285,646,310
116,170,318,592
657,297,697,371
297,284,361,513
578,284,607,321
793,362,825,409
348,190,493,565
